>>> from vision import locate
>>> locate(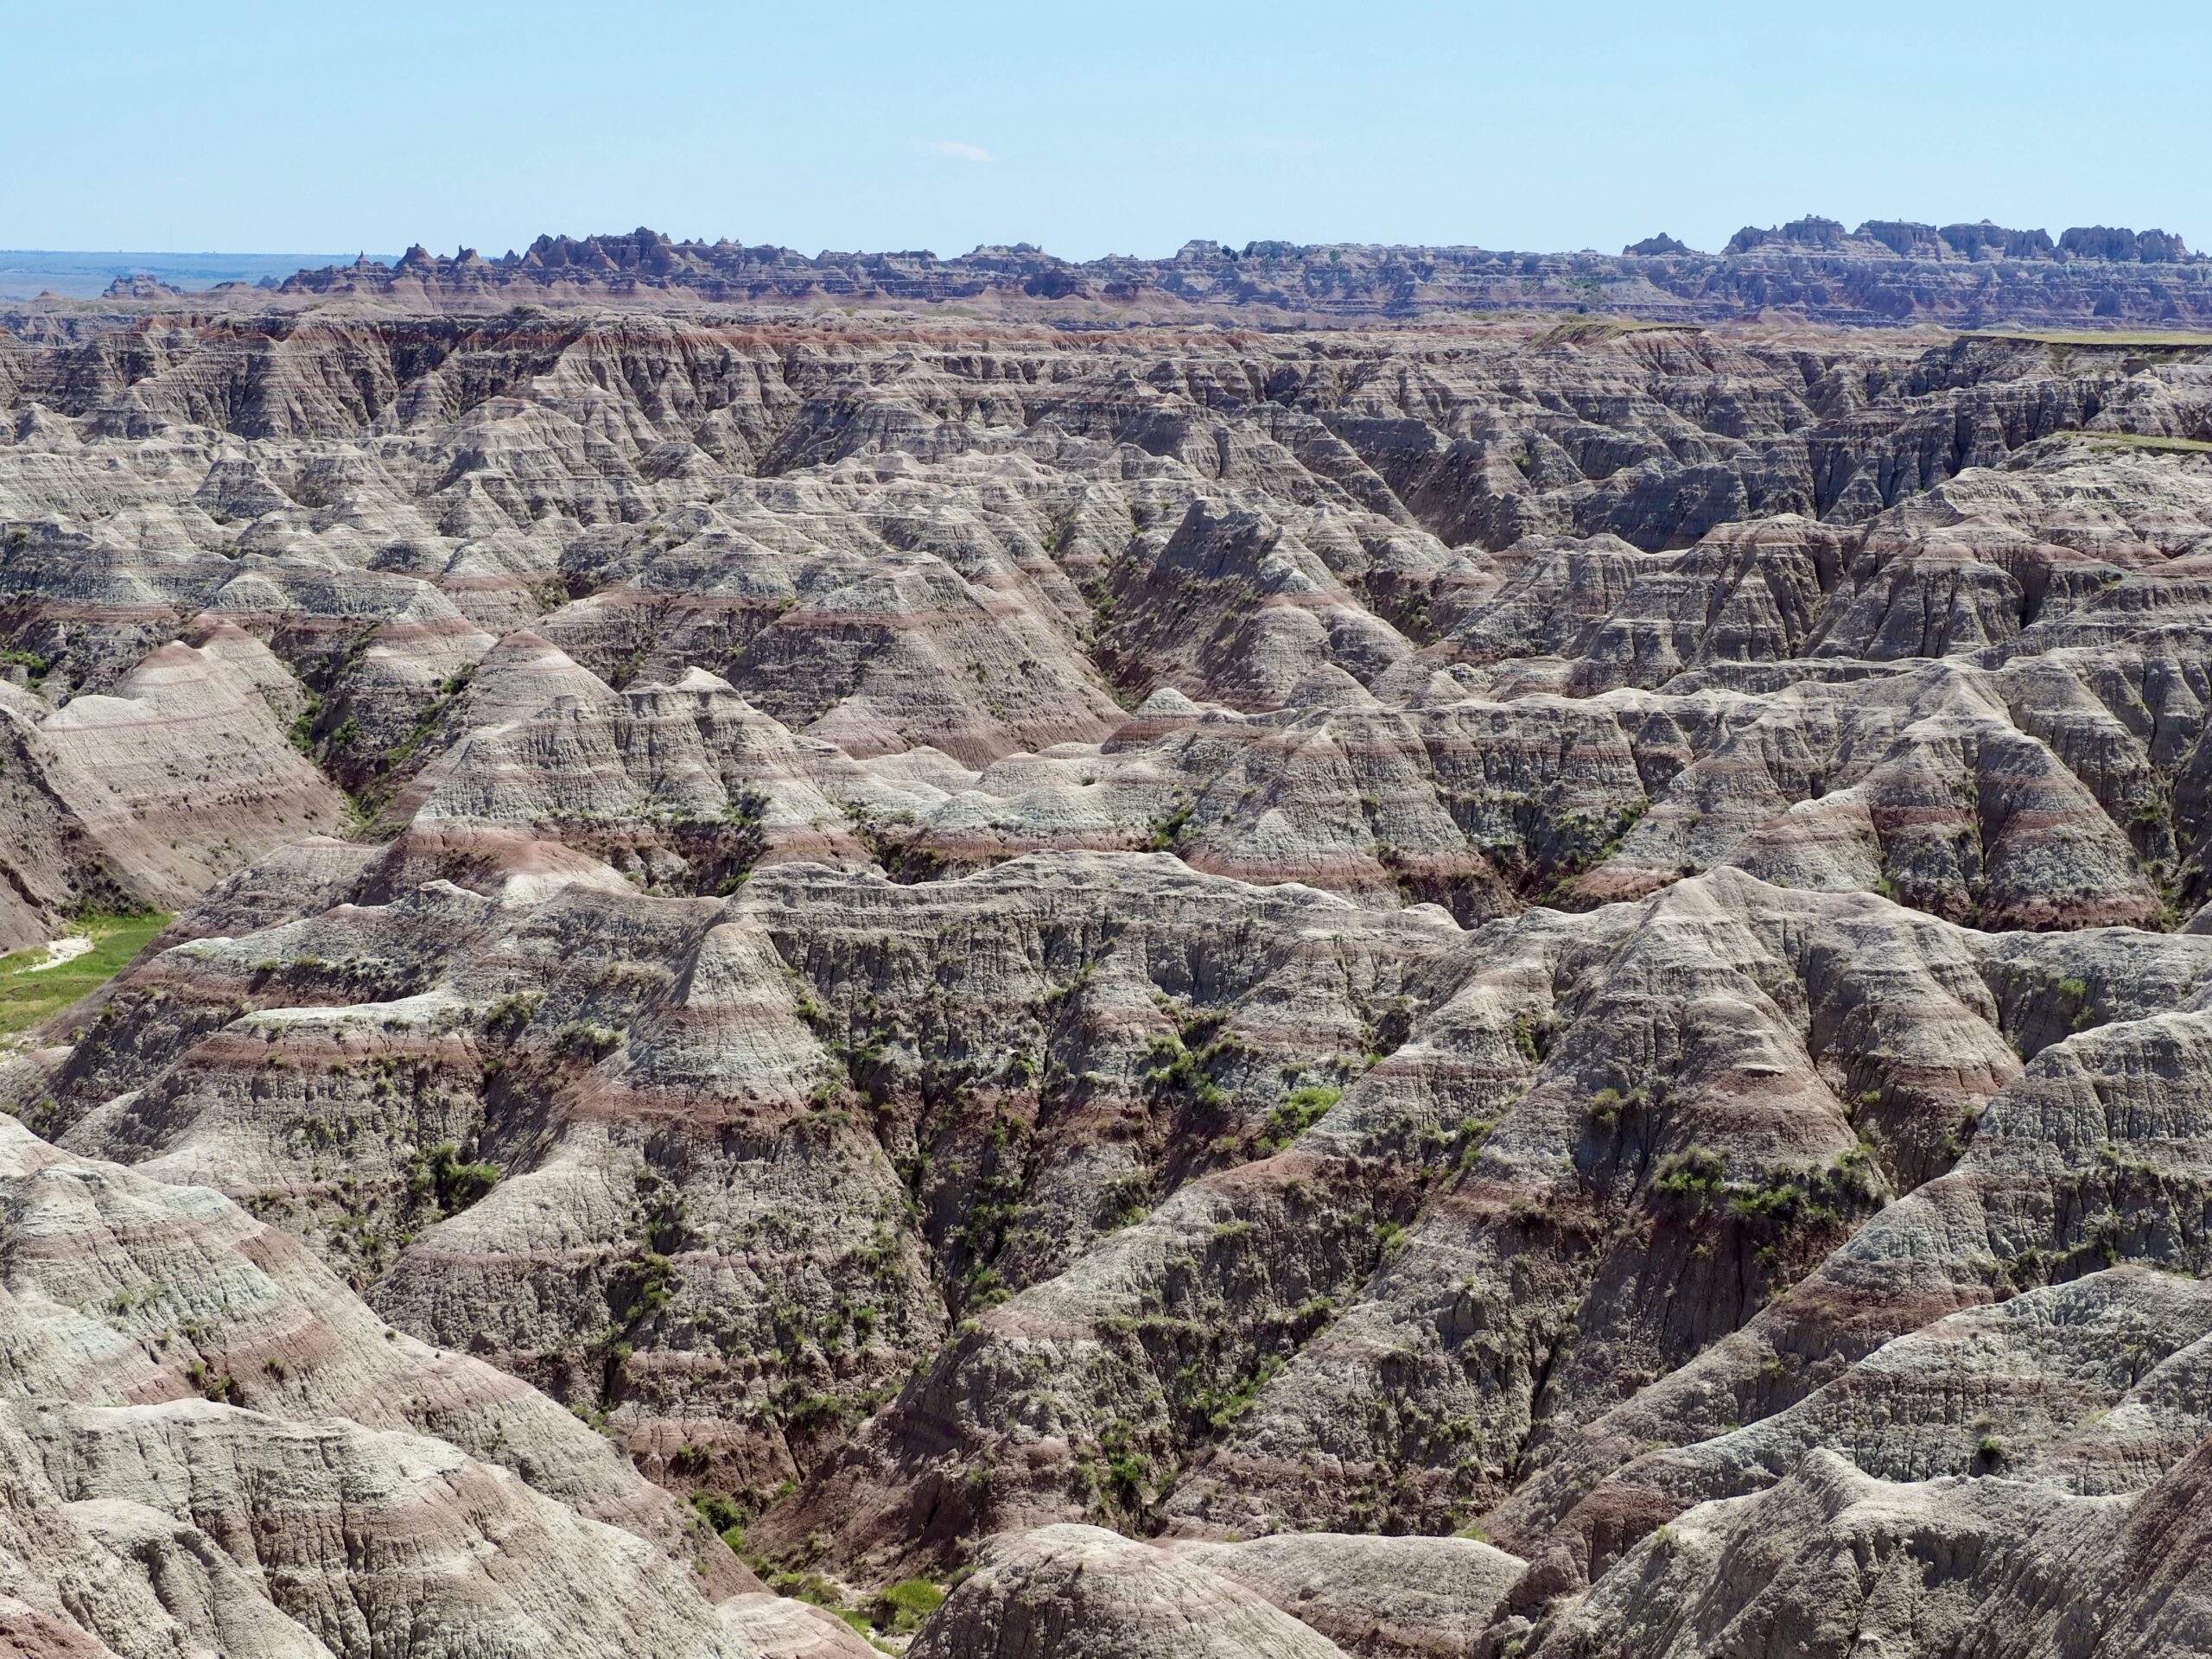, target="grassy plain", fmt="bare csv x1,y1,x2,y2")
0,912,170,1038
